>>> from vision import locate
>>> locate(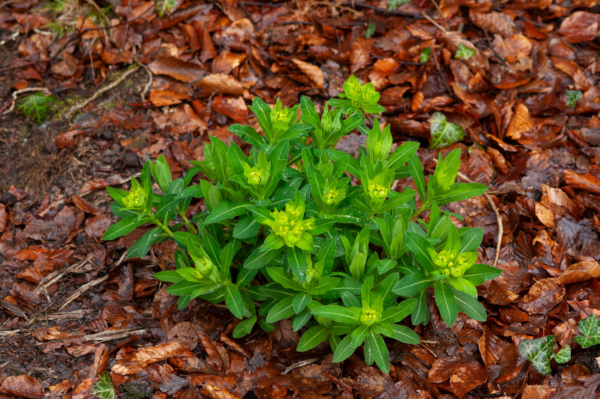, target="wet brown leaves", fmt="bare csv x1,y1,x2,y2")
519,278,565,314
0,375,45,398
450,362,487,398
558,12,600,43
148,56,204,83
564,170,600,196
292,59,324,89
506,103,533,140
112,341,193,375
